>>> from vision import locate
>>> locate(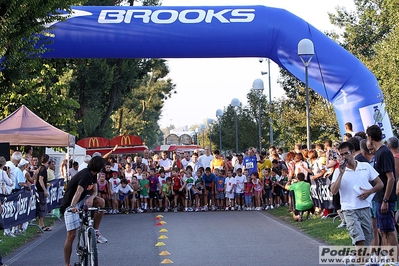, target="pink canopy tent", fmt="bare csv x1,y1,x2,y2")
0,105,75,147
